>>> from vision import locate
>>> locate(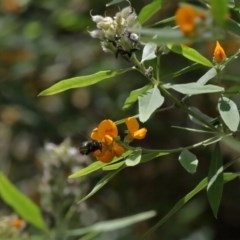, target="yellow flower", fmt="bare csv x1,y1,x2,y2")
125,117,147,140
175,5,205,36
213,41,226,63
90,119,125,163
